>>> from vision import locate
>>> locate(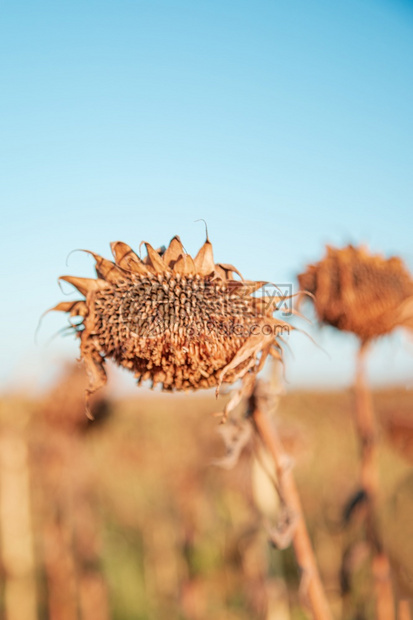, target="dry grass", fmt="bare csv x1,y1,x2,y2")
0,383,412,619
